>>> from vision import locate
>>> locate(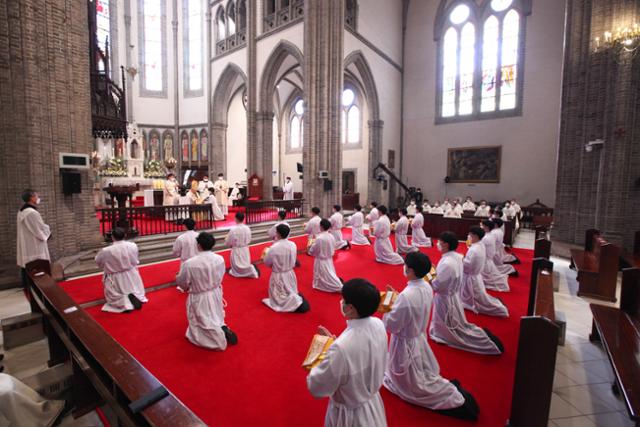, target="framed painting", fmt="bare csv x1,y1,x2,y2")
447,146,501,183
